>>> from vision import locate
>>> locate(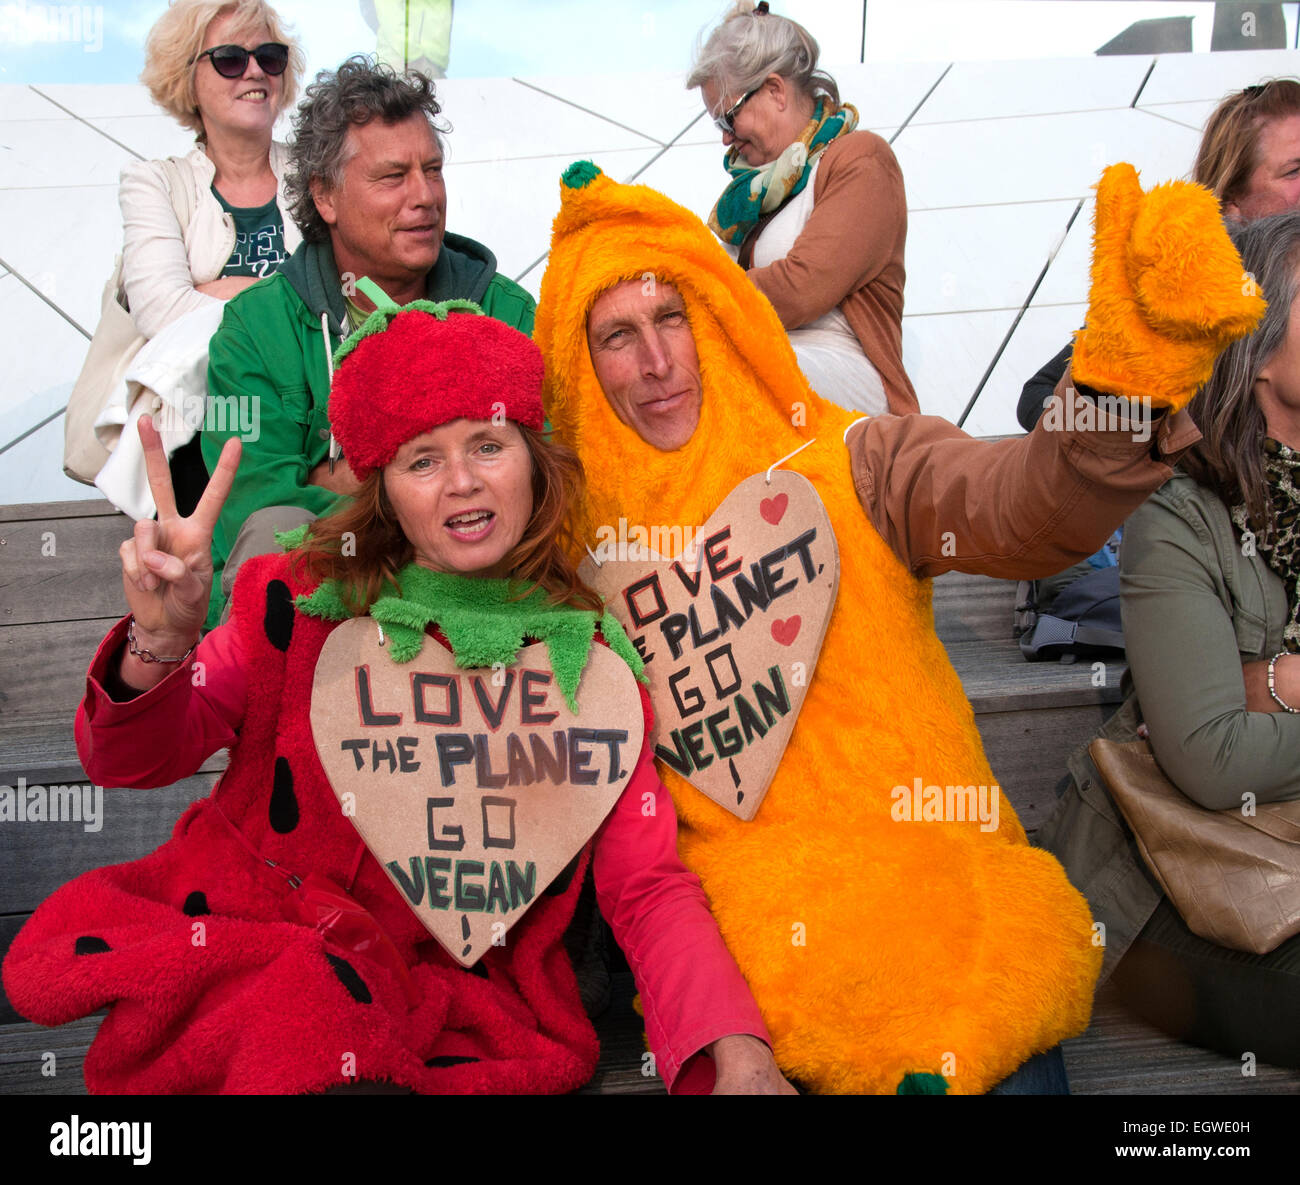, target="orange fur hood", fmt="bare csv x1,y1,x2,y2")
534,161,1101,1094
536,160,860,539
